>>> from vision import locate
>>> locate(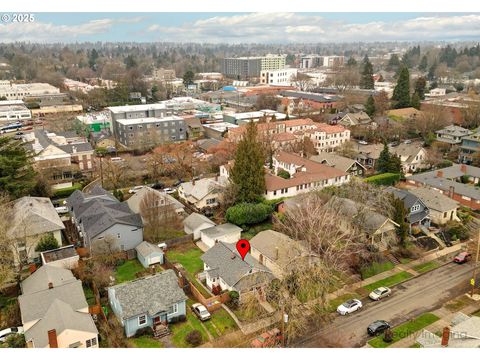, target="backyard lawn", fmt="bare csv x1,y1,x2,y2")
115,259,145,284
360,261,395,279
170,305,209,347
368,313,440,348
209,308,238,337
167,246,204,275
363,271,413,292
129,336,164,348
413,261,441,274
